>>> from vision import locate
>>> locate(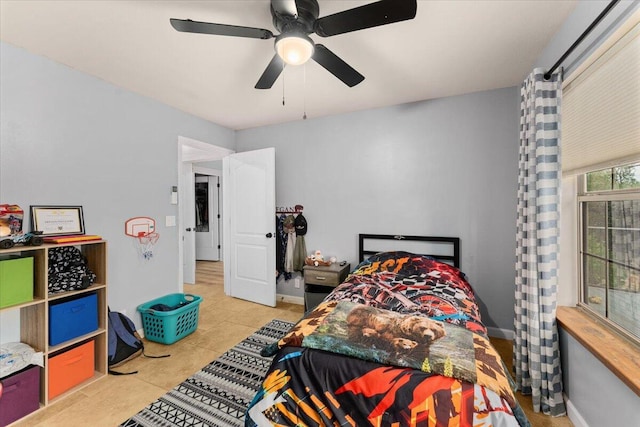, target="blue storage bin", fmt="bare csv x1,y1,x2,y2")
49,293,98,346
